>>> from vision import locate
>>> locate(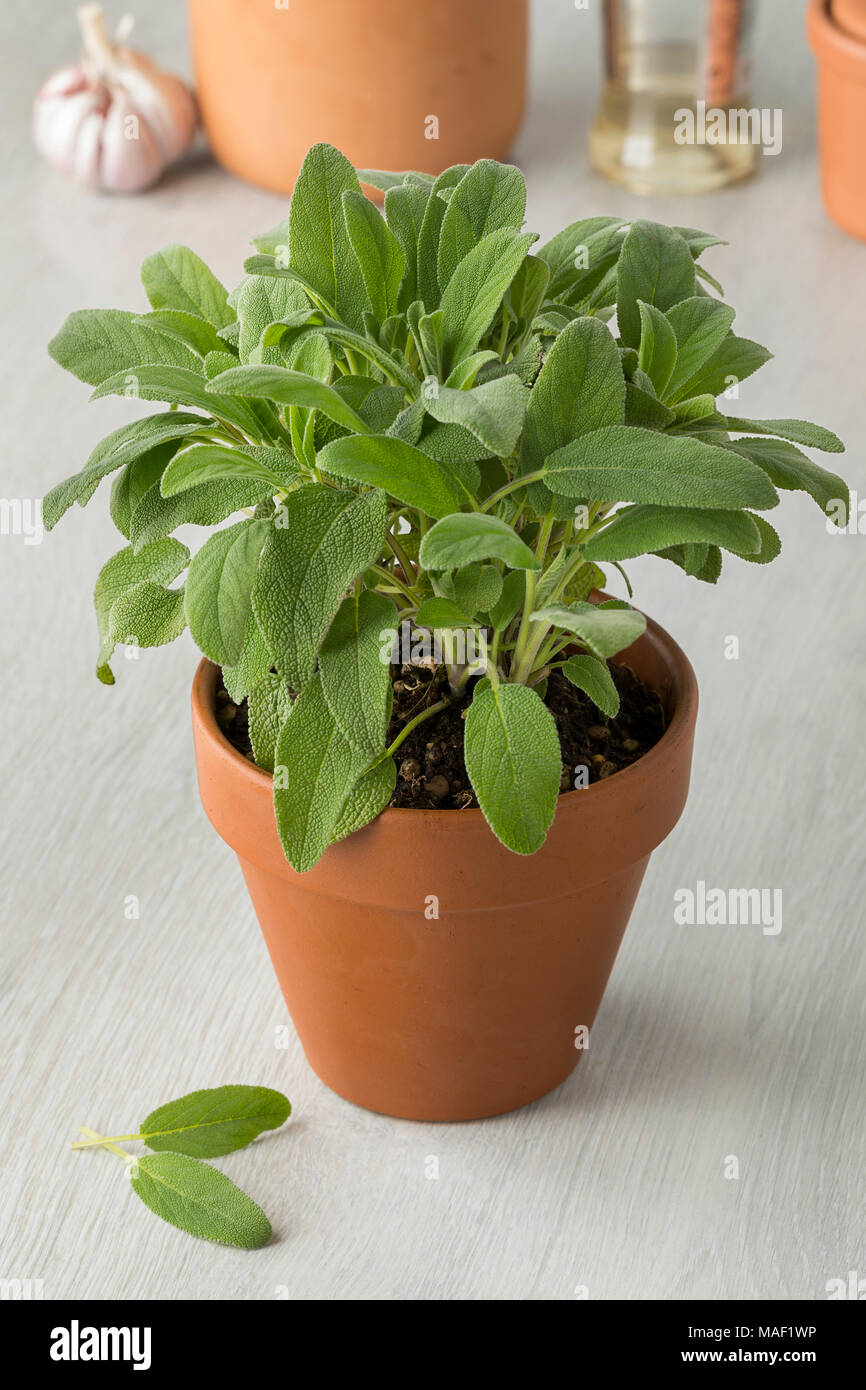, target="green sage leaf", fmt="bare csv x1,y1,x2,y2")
253,486,387,690
343,190,405,321
48,308,199,386
436,159,527,288
287,143,368,329
544,426,778,510
207,365,371,435
44,413,207,531
561,654,620,718
332,758,397,842
317,434,466,519
141,1084,291,1158
141,245,234,329
129,1152,271,1249
583,505,762,562
273,673,370,872
464,682,561,855
438,228,536,375
616,221,696,350
420,513,540,571
185,518,269,668
530,601,646,660
249,674,294,773
422,376,528,457
319,588,397,756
